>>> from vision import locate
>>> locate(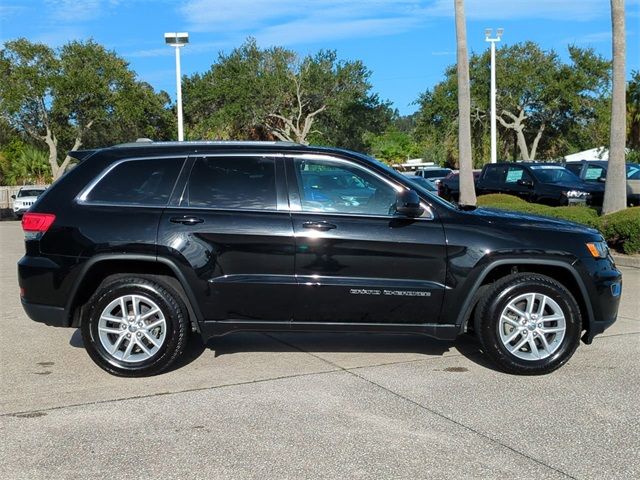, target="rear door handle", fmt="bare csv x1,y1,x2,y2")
170,216,204,225
302,221,336,231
